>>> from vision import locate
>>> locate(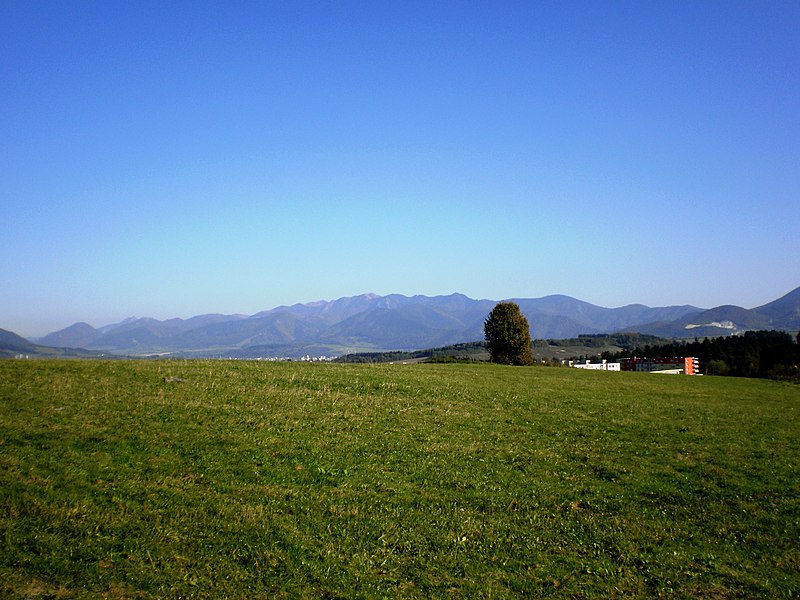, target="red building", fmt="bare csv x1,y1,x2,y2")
618,357,700,375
